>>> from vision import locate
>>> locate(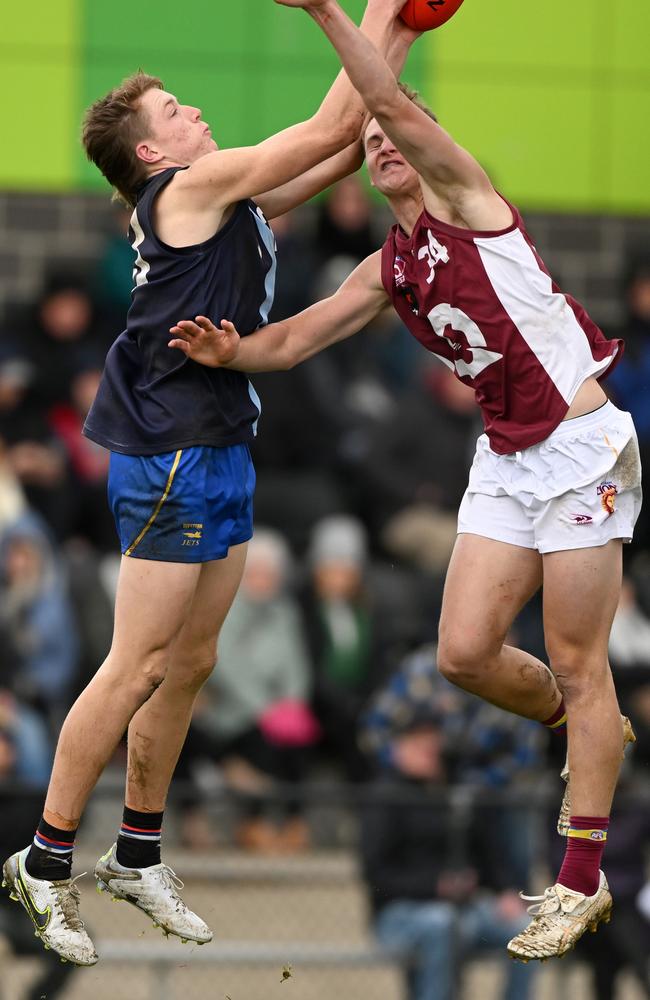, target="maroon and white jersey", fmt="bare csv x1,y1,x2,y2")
381,200,623,455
